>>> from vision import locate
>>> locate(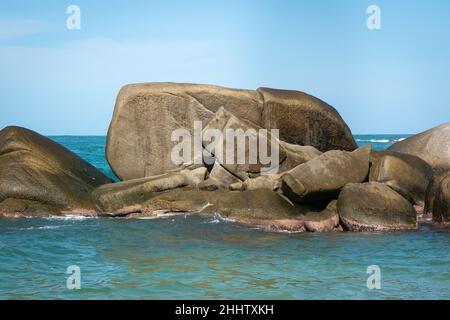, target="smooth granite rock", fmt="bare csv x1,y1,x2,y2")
208,160,242,188
369,151,433,207
388,122,450,171
303,200,341,232
128,188,308,232
202,107,286,179
106,83,263,180
258,87,357,152
91,167,207,215
337,182,417,231
0,126,112,217
281,145,371,203
107,83,355,180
